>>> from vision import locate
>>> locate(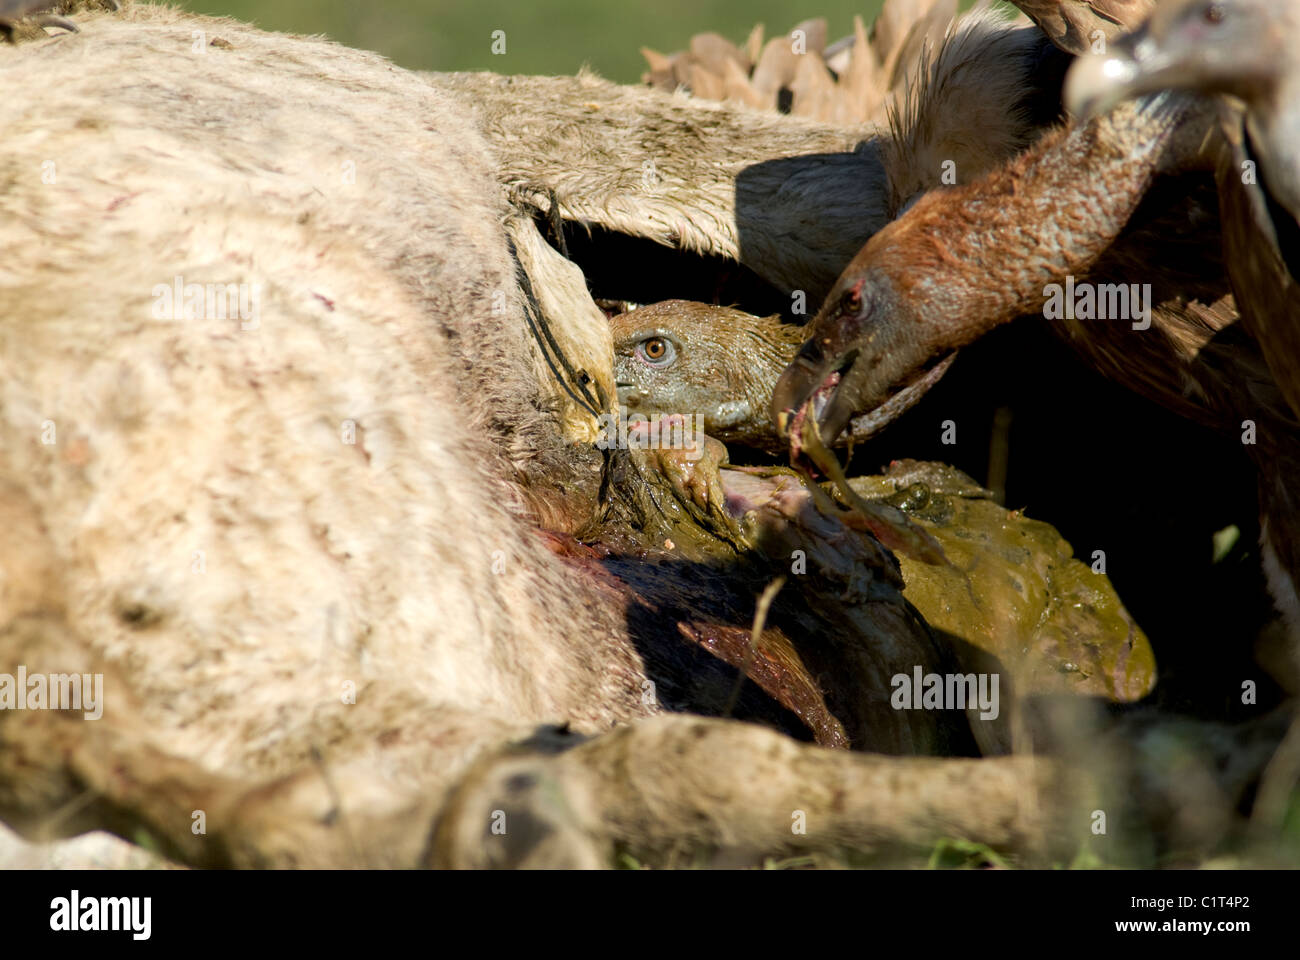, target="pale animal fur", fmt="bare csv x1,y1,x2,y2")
0,3,1281,868
0,3,652,866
